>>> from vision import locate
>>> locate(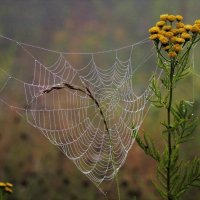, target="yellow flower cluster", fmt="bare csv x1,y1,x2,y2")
0,182,13,193
149,14,200,58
